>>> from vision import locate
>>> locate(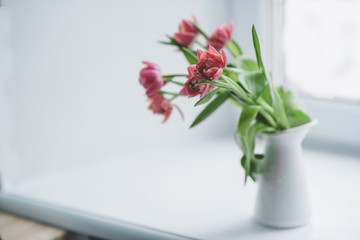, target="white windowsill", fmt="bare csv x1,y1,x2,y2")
0,140,359,239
